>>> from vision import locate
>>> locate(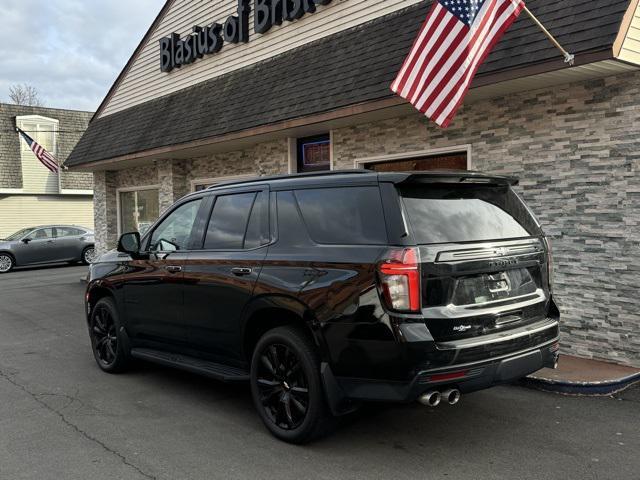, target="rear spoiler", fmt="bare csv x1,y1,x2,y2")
392,171,519,187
